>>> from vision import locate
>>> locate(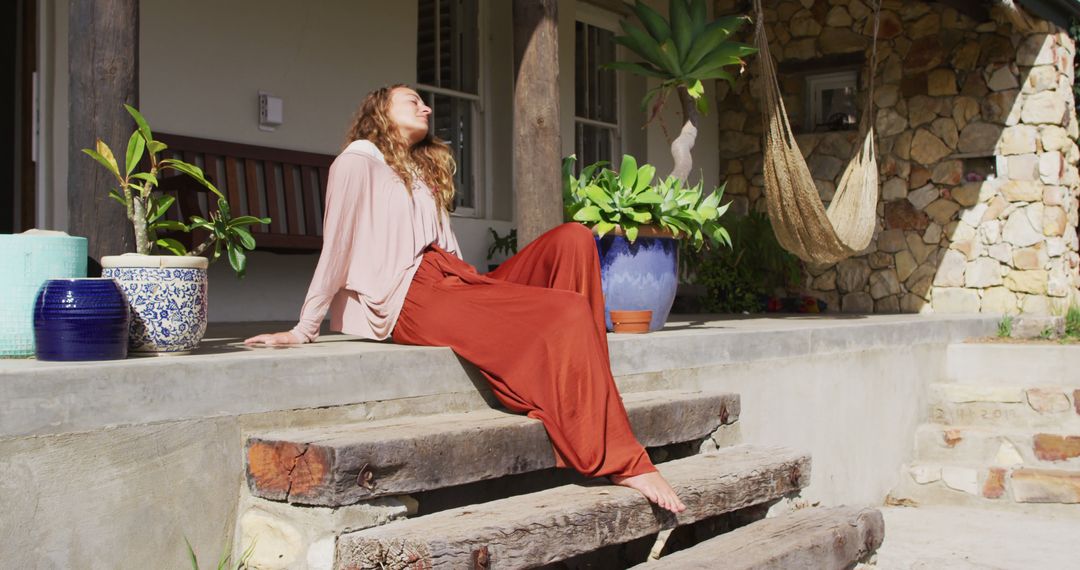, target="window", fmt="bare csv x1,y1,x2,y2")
416,0,481,214
805,70,858,132
574,12,620,169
